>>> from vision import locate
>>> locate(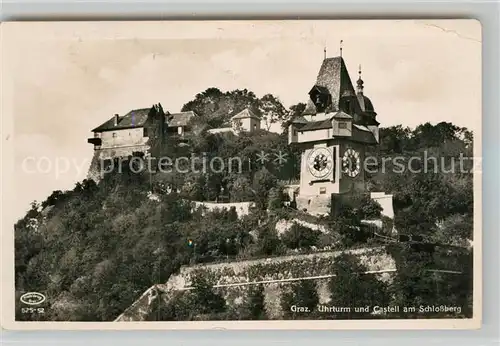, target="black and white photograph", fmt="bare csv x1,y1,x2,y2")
1,20,481,329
